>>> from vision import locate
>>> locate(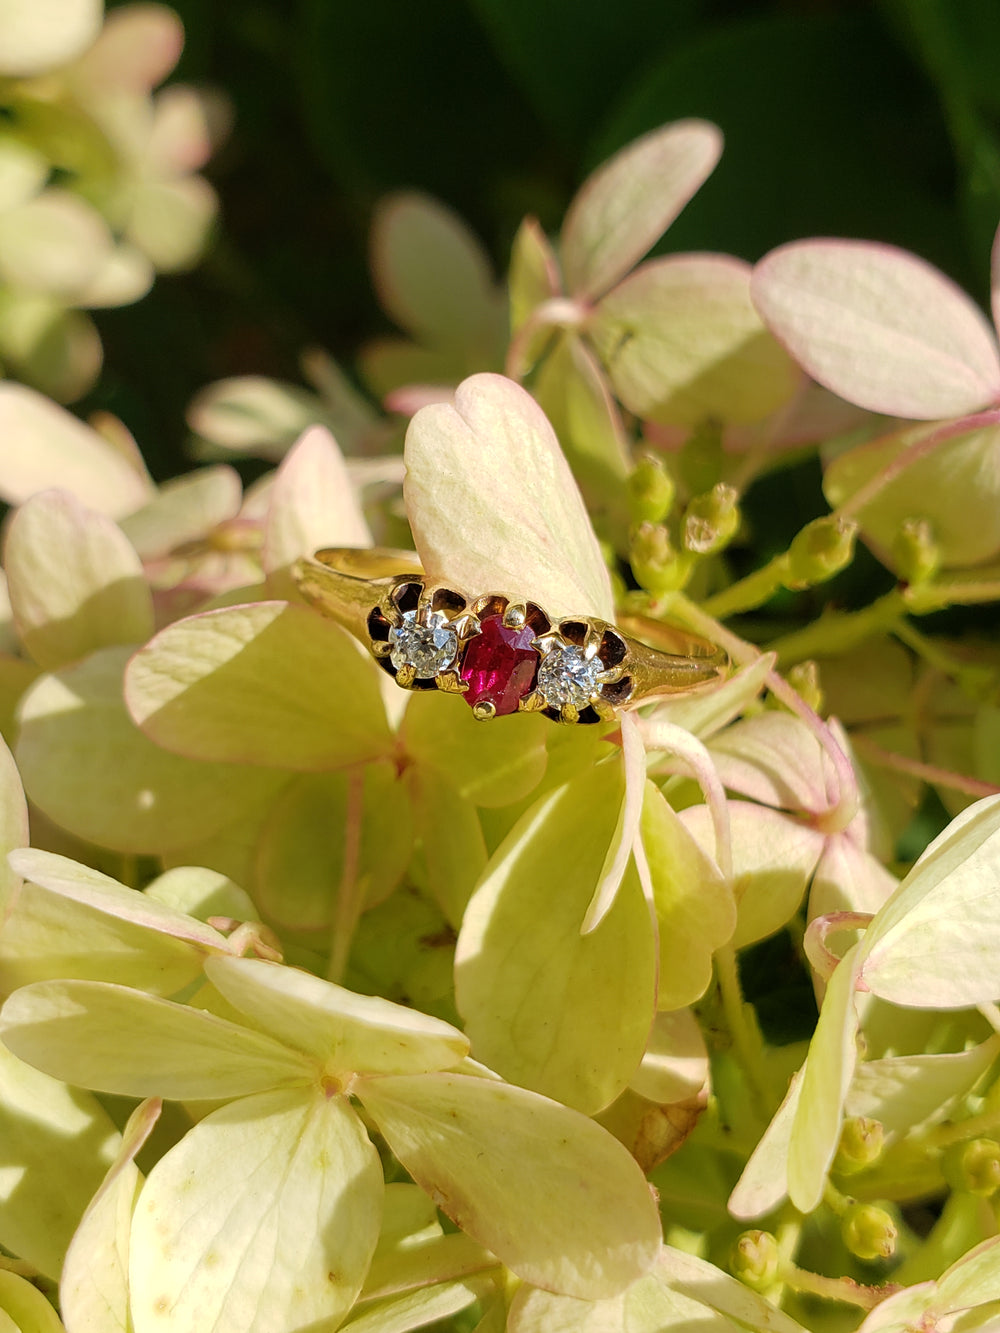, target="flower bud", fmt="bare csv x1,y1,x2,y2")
893,517,941,586
730,1230,779,1291
784,516,857,589
628,454,676,525
786,661,824,716
682,483,739,555
835,1116,885,1174
840,1202,897,1262
630,522,693,593
945,1138,1000,1198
